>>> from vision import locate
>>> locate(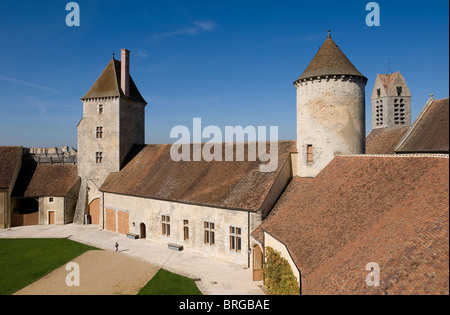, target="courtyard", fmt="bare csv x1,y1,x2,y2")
0,224,264,295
